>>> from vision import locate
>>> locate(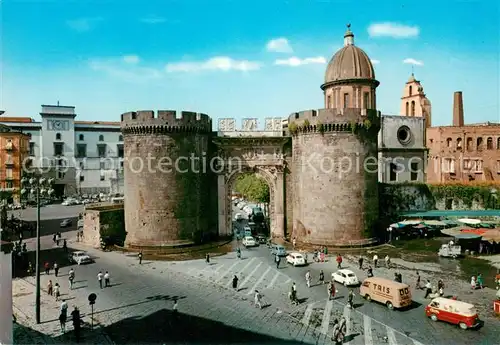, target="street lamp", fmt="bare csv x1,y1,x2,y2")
20,175,54,324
